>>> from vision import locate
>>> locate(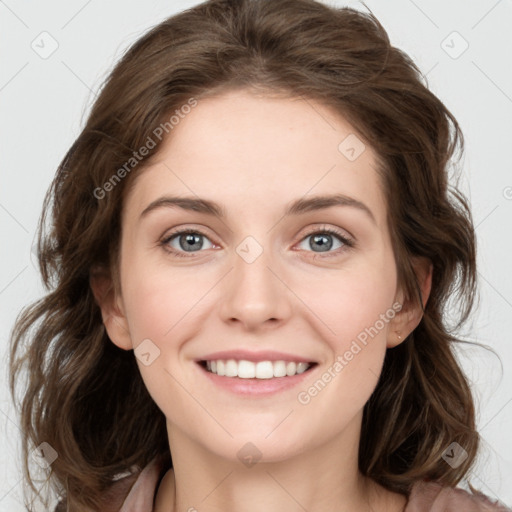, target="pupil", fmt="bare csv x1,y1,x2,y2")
312,234,332,252
181,233,202,251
